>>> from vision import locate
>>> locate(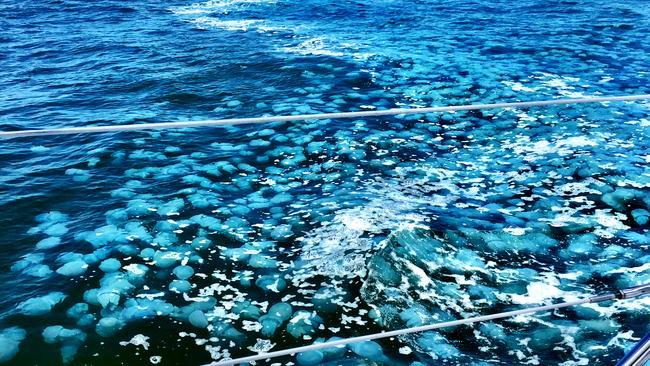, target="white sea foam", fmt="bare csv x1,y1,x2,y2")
537,73,589,98
119,334,150,350
504,73,591,98
502,81,539,93
557,136,598,148
503,227,530,236
280,37,374,60
292,190,427,286
191,17,261,31
281,37,346,57
171,0,280,33
170,0,276,15
501,133,600,164
247,338,275,353
510,282,578,304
